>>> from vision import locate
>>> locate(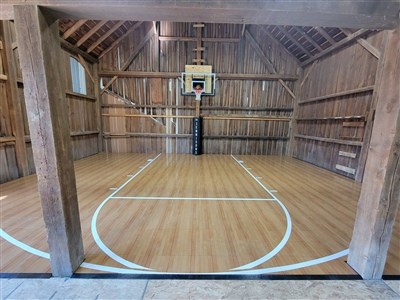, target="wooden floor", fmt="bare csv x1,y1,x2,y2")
0,153,398,275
